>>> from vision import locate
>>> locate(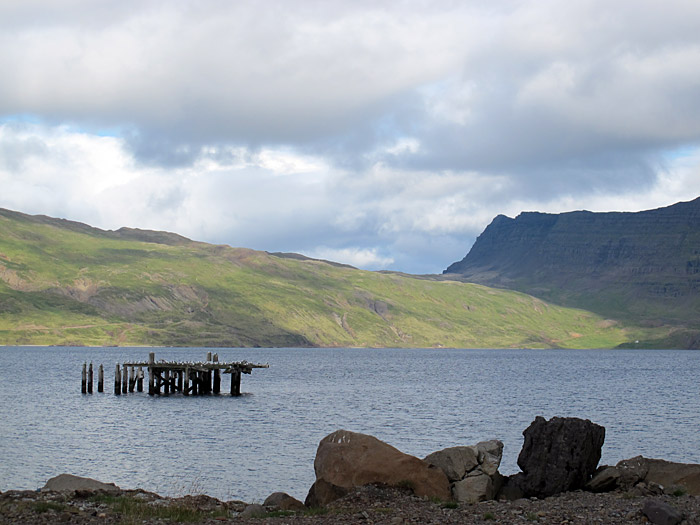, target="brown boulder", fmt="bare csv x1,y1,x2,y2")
263,492,306,511
42,474,120,493
644,459,700,496
311,430,451,503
